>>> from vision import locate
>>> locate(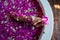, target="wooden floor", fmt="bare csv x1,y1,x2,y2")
48,0,60,40
49,1,60,40
51,12,60,40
